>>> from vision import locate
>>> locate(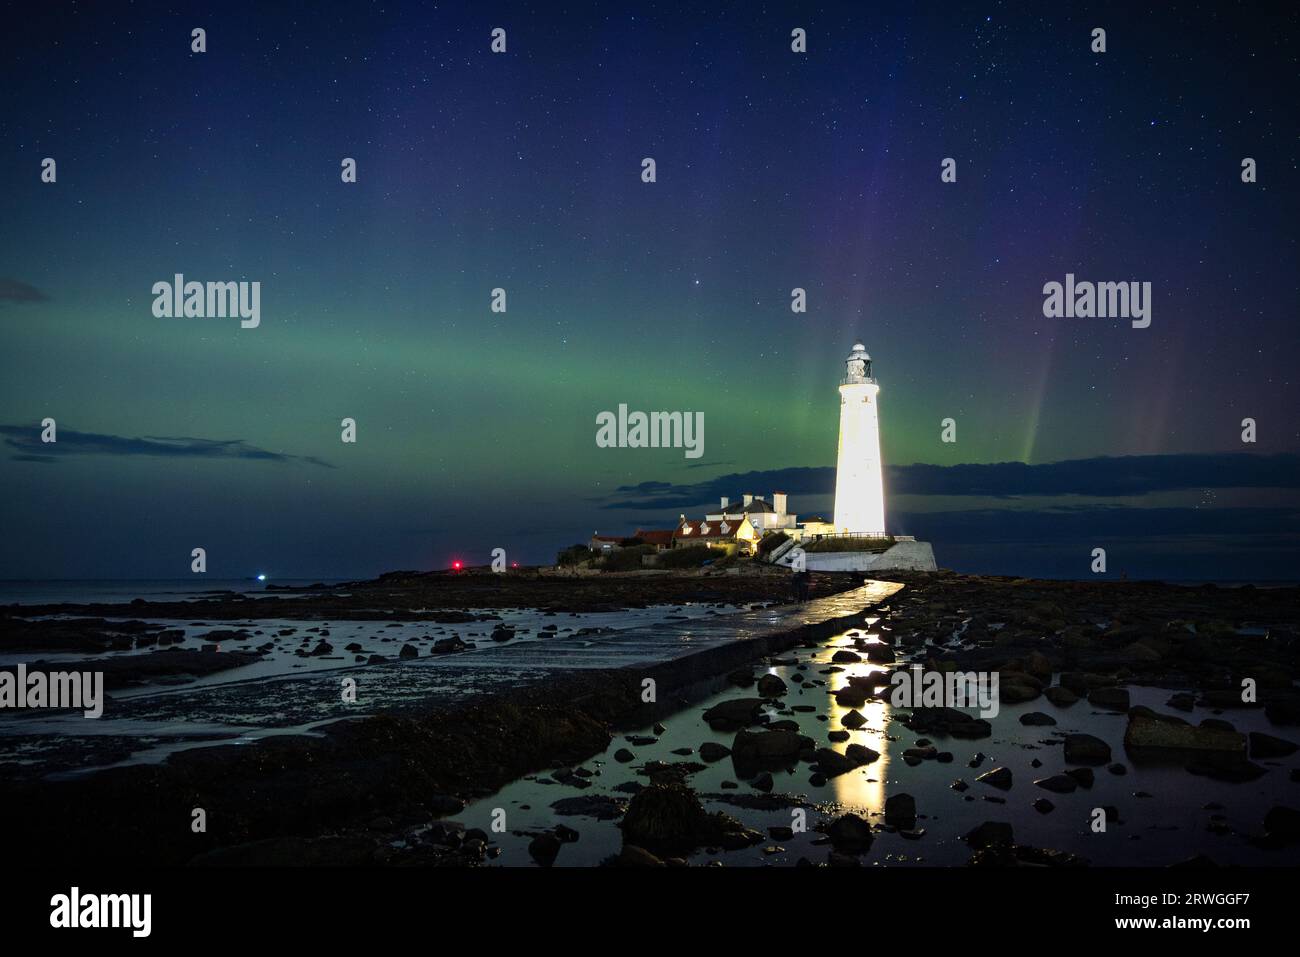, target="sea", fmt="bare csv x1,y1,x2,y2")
0,577,1294,607
0,579,345,606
